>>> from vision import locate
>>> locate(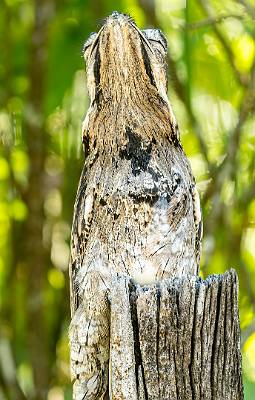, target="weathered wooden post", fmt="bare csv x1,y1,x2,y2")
110,272,243,399
69,12,243,400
